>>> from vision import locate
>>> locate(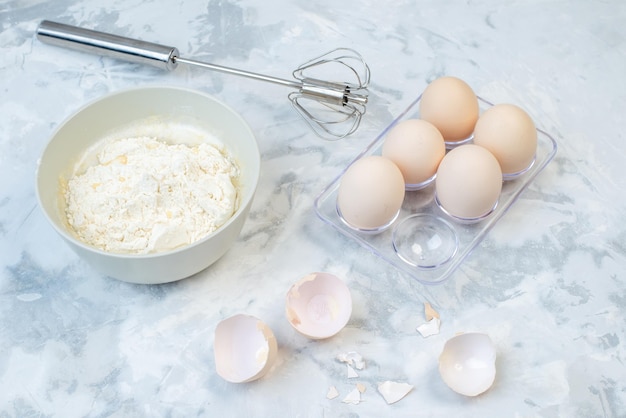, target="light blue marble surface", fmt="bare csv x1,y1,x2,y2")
1,0,625,416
